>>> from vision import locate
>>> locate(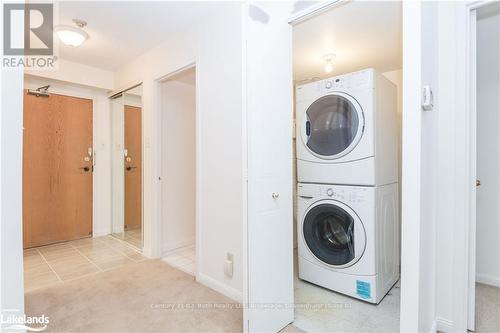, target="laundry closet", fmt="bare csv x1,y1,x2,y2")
291,2,402,331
